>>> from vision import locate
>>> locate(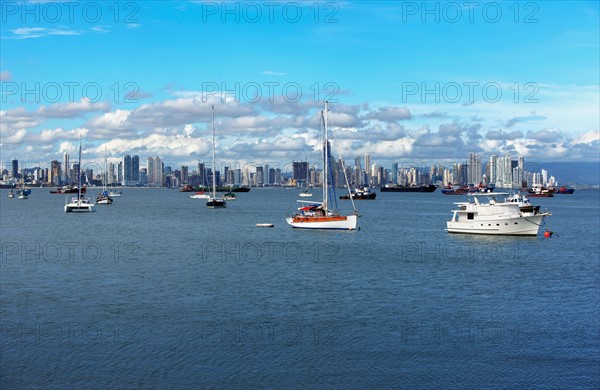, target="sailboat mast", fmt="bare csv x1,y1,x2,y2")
104,147,108,192
77,136,82,202
211,105,216,198
323,101,329,211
